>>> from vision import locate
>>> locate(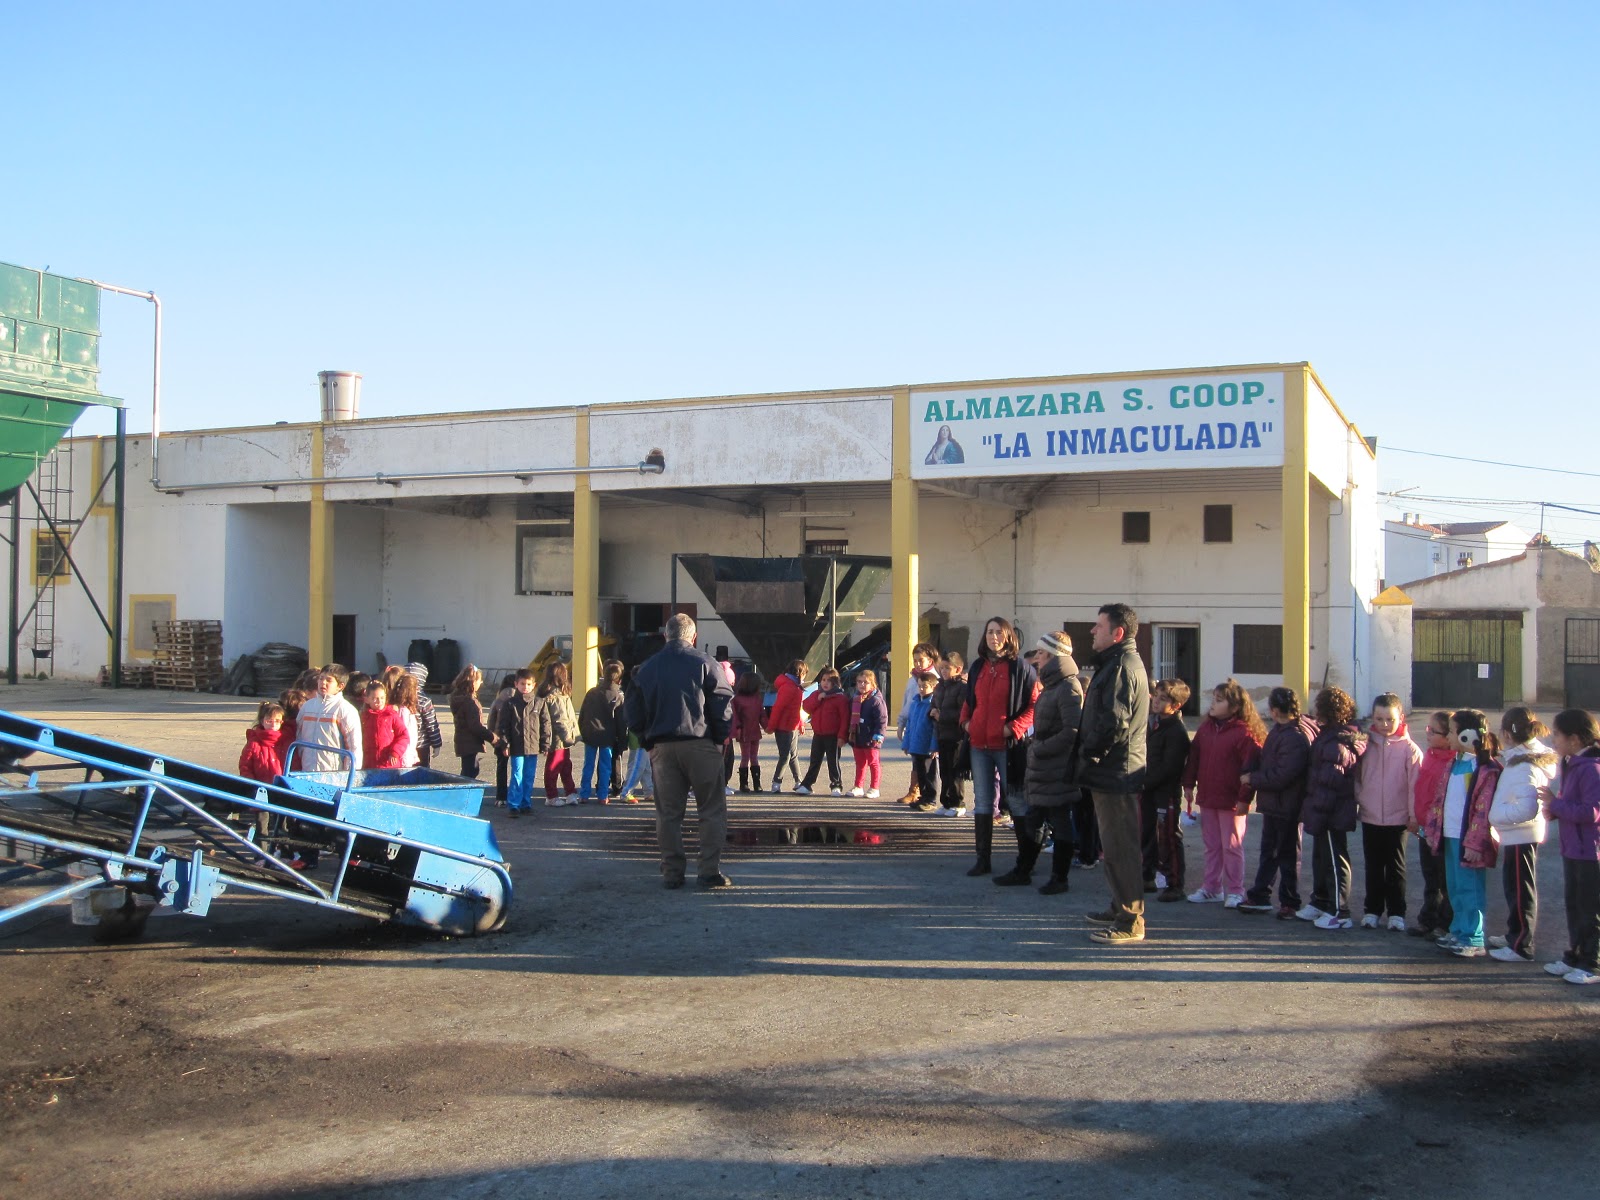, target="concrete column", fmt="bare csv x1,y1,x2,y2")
890,388,918,724
572,408,601,698
1371,586,1414,710
1281,366,1310,700
308,424,333,666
